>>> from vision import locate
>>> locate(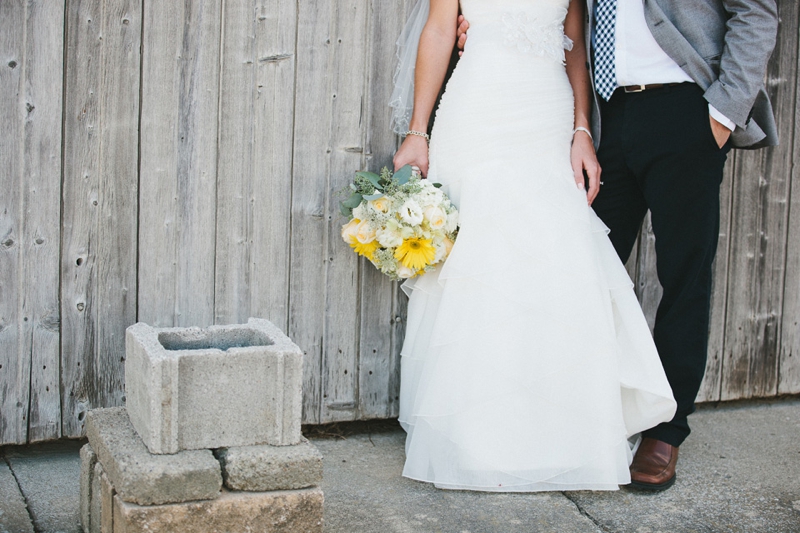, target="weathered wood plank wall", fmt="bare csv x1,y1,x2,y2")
0,0,797,444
